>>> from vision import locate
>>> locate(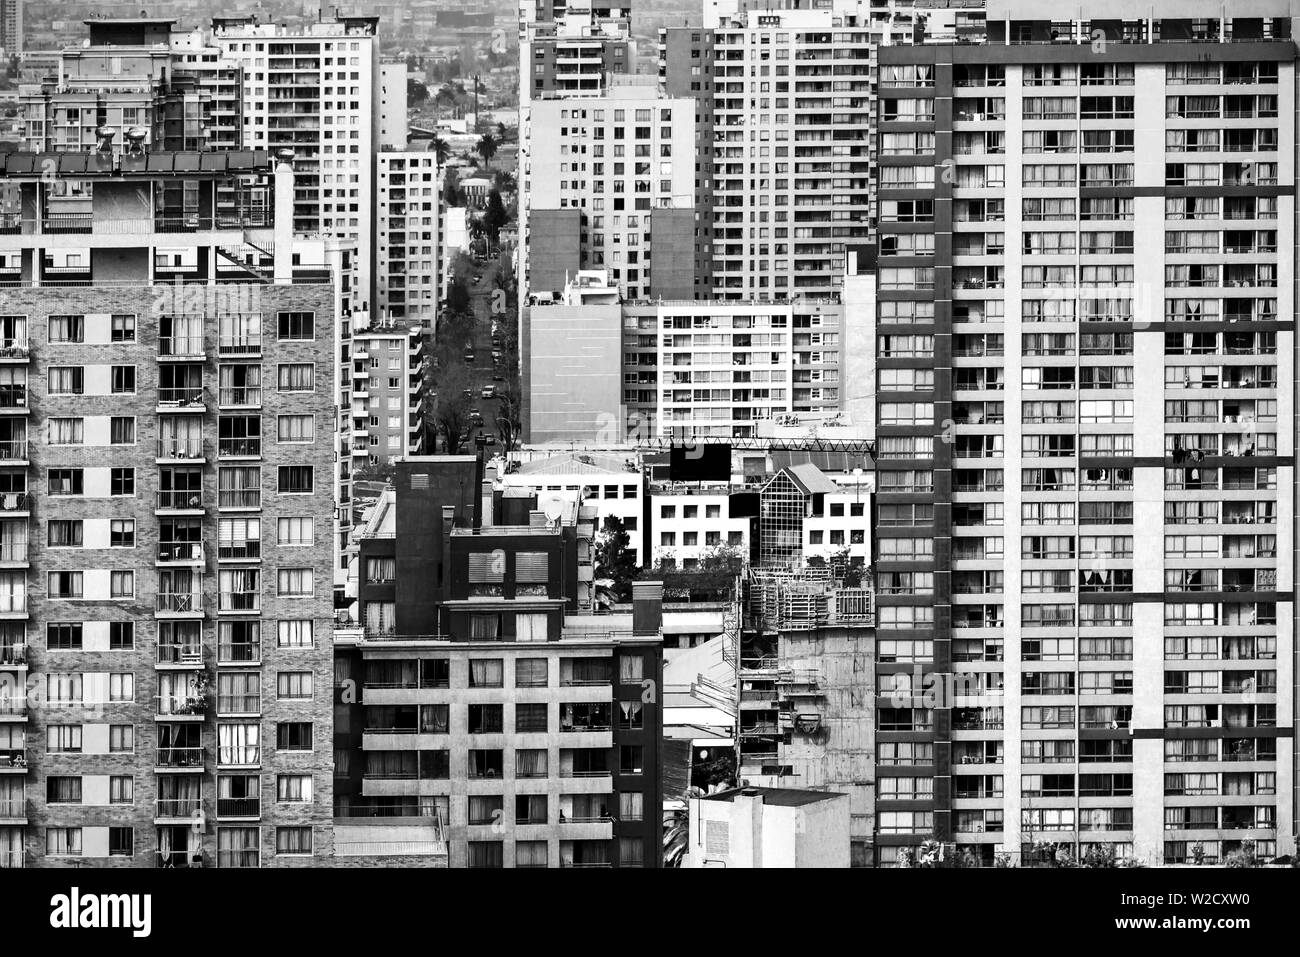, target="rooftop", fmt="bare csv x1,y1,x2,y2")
512,452,636,477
